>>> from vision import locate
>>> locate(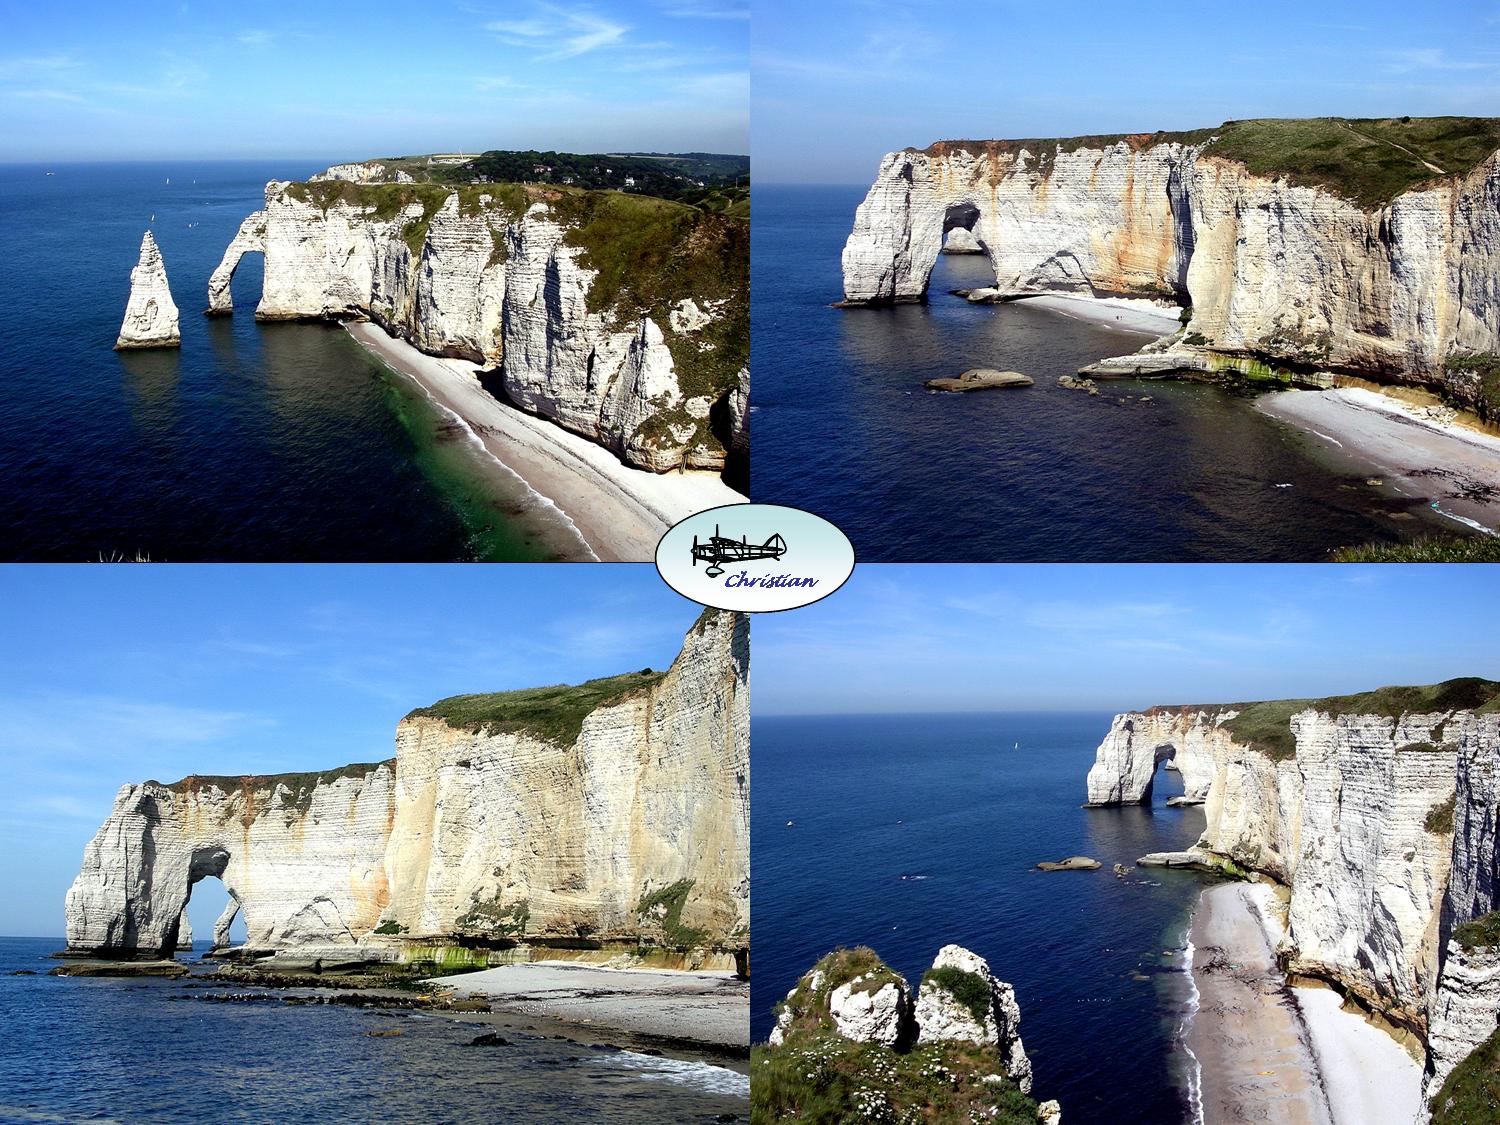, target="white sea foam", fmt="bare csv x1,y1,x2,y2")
1180,933,1205,1125
607,1051,749,1097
